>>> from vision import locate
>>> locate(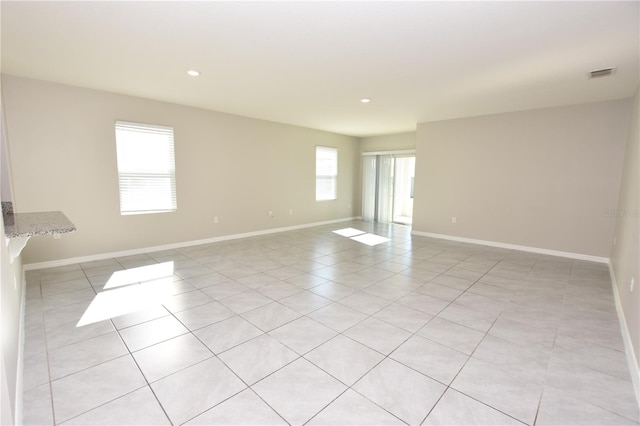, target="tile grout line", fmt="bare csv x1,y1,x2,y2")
24,221,634,426
61,264,173,425
530,258,570,426
34,226,493,423
40,277,59,426
417,253,541,425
